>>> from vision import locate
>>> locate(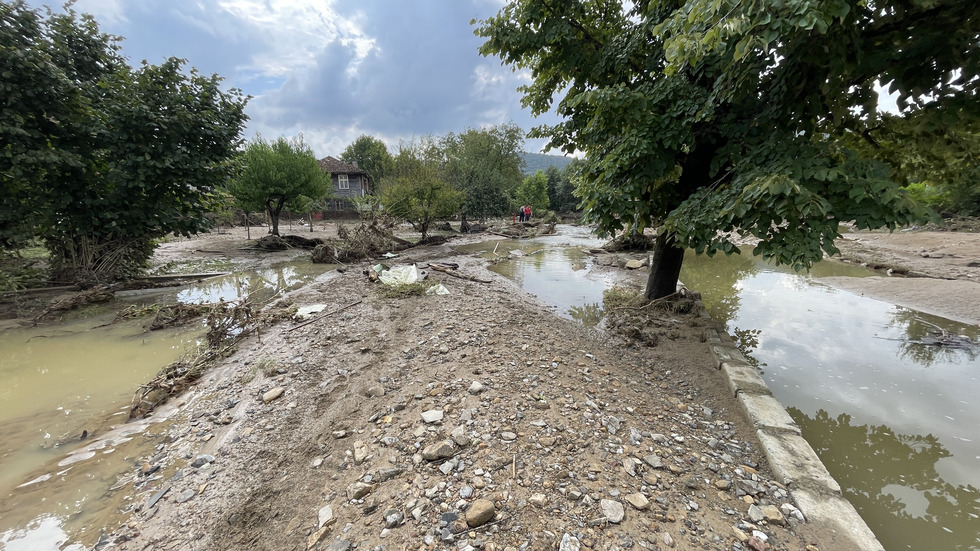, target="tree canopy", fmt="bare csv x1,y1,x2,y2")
476,0,975,298
381,138,463,242
340,134,393,187
1,1,248,282
440,123,526,221
515,170,550,214
227,136,331,237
